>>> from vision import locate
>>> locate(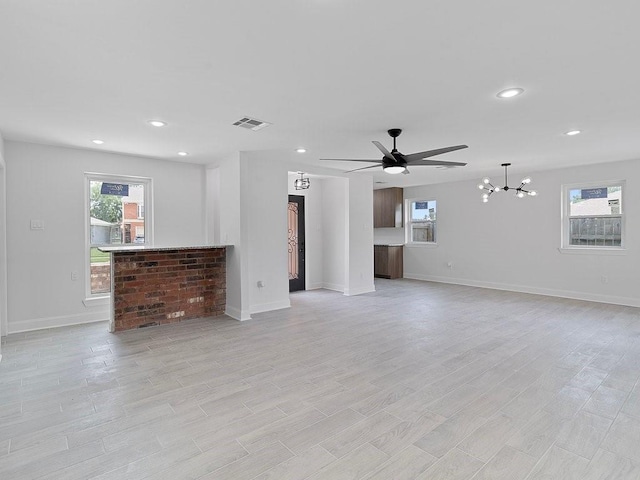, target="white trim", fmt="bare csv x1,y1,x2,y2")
322,282,344,293
558,247,627,256
8,311,109,334
344,284,376,296
0,161,7,340
403,273,640,308
225,306,252,321
306,282,325,290
250,300,291,315
82,295,111,307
